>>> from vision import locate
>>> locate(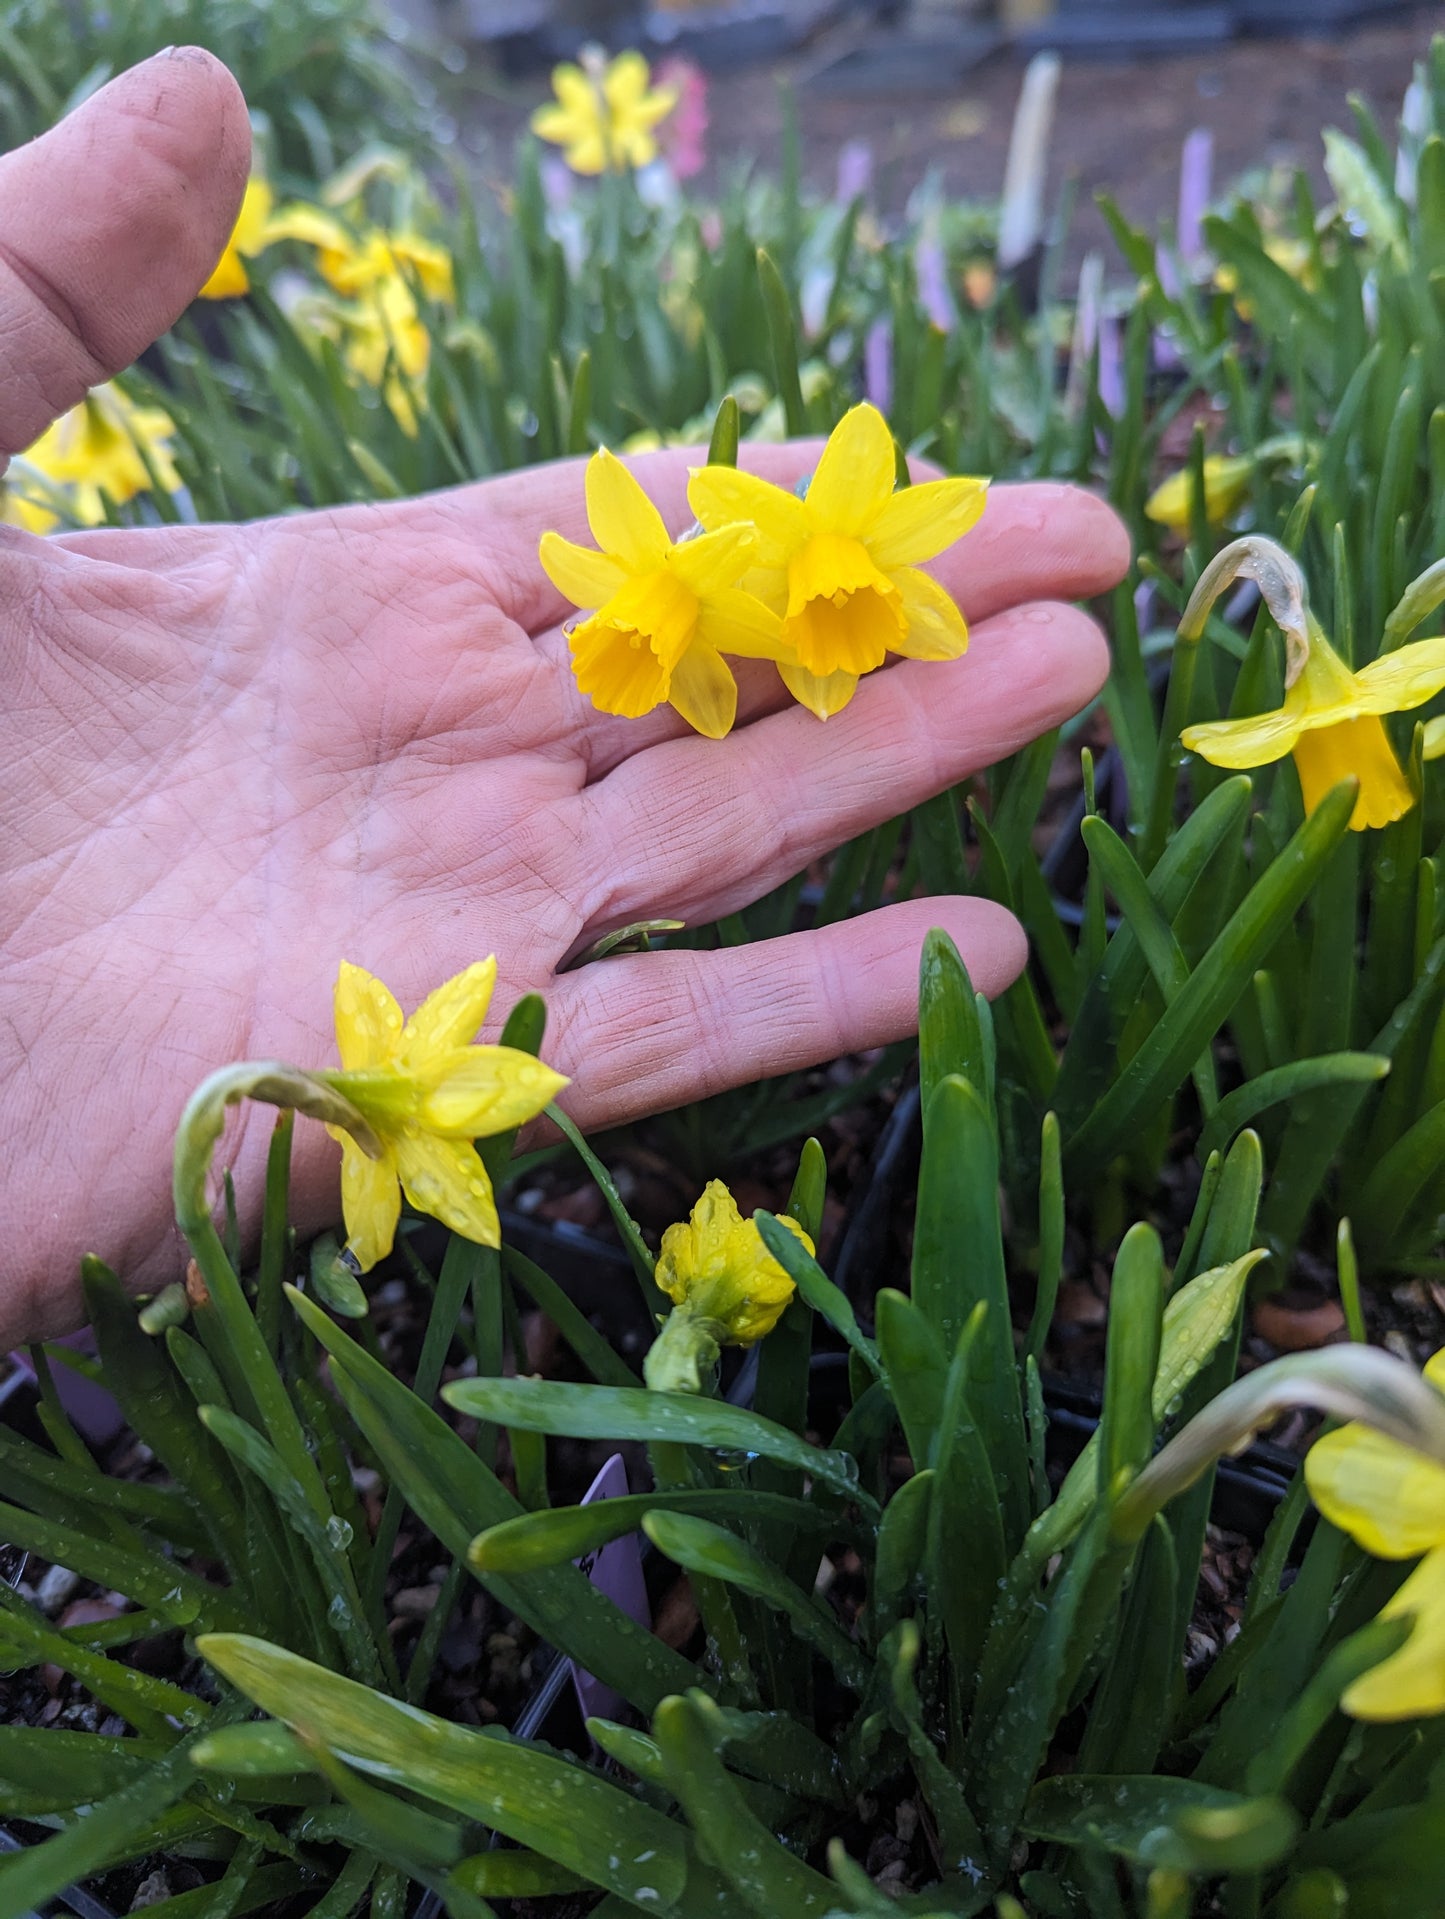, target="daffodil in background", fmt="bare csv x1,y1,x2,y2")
1145,453,1254,534
1305,1348,1445,1719
531,48,677,177
315,960,567,1271
3,383,180,533
263,202,455,302
688,401,987,719
539,447,787,737
644,1180,809,1392
198,175,276,300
